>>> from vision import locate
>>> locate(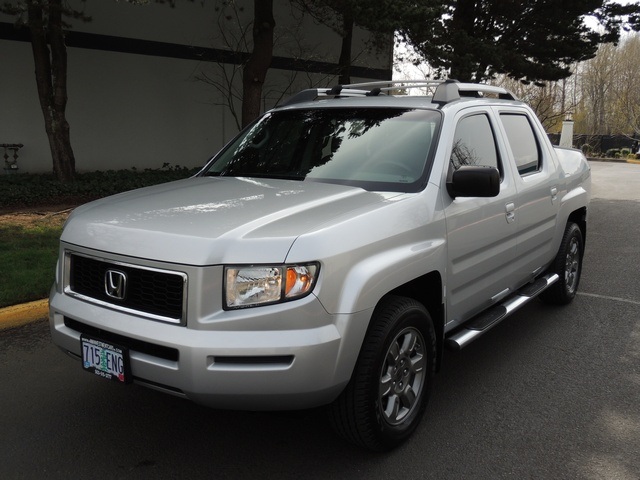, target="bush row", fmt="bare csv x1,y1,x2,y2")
601,147,640,159
1,164,199,209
